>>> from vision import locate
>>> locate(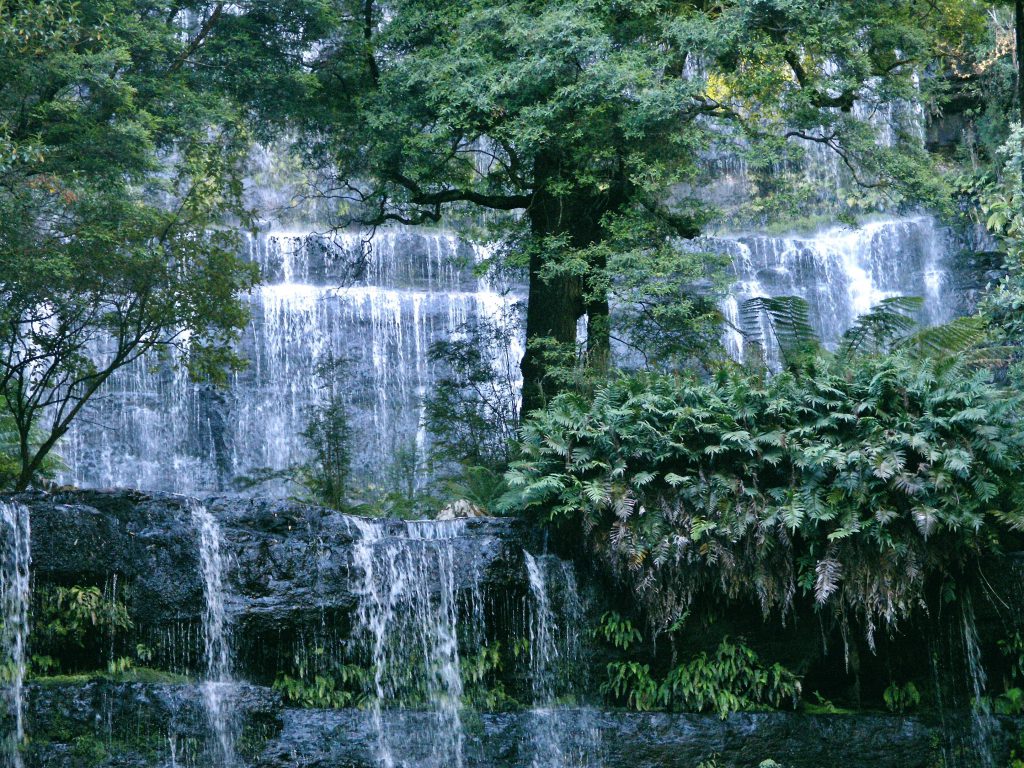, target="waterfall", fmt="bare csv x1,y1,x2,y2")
699,215,954,363
62,229,522,496
961,594,996,768
191,502,237,767
0,502,29,768
524,551,597,768
349,517,480,768
60,217,953,496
